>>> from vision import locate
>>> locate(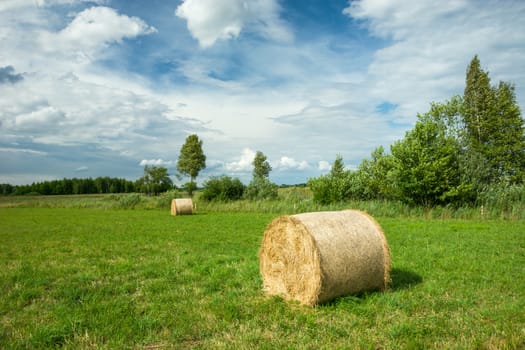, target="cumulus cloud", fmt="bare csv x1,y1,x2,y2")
0,72,213,165
275,156,309,170
0,66,23,84
139,159,175,167
318,161,330,172
175,0,292,48
40,6,156,62
225,148,256,171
